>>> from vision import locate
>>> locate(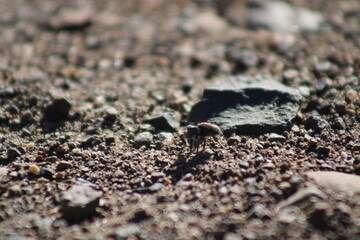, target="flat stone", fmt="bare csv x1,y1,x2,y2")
189,75,302,135
43,98,72,122
306,171,360,196
145,112,180,132
247,1,324,33
60,183,102,222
